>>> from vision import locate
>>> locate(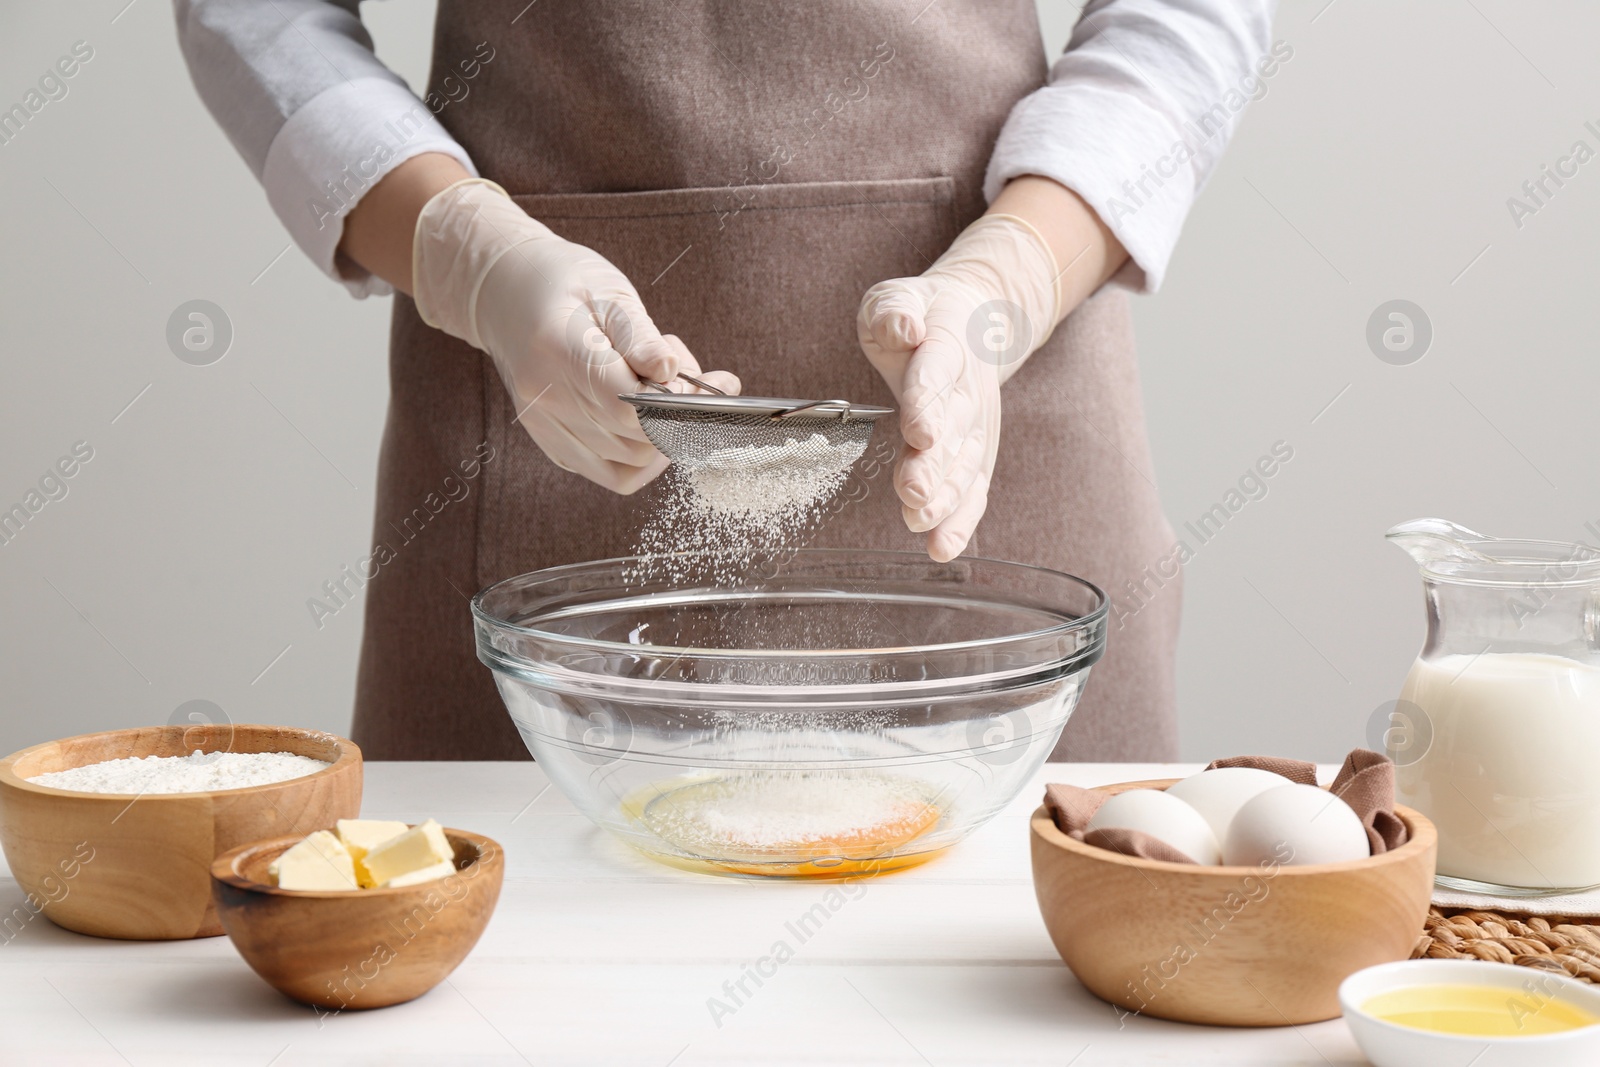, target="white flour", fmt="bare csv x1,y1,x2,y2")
642,772,936,853
631,433,866,584
28,750,331,794
685,434,863,523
